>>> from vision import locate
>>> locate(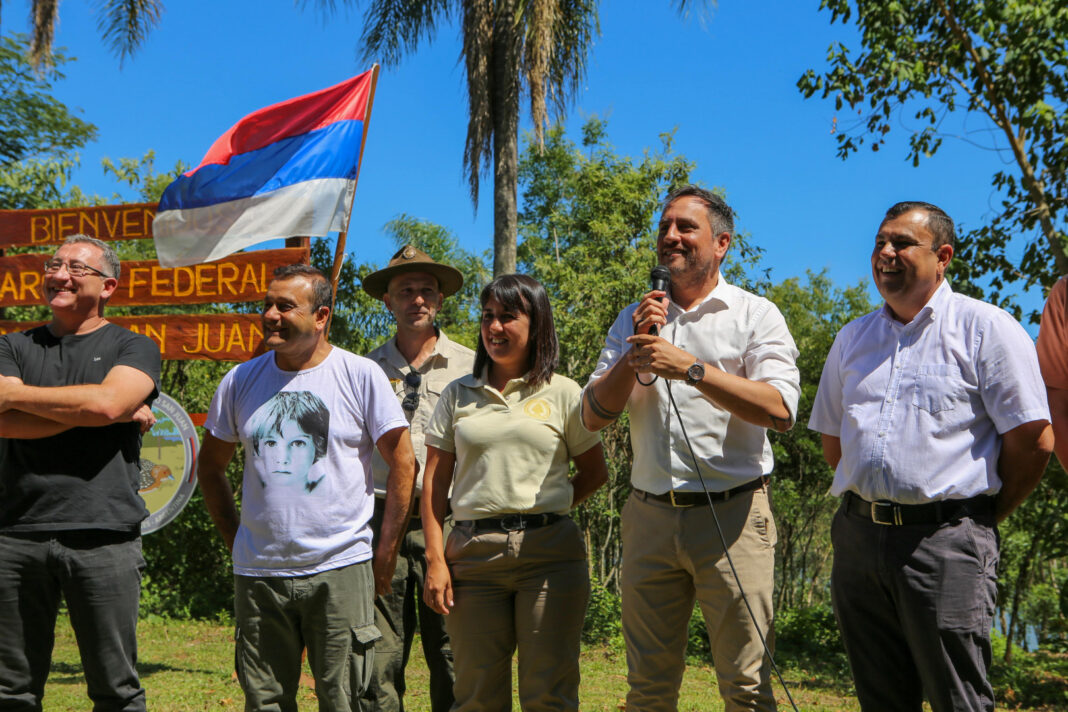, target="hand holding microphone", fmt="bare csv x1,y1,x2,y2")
630,266,674,385
647,265,670,335
634,265,671,336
